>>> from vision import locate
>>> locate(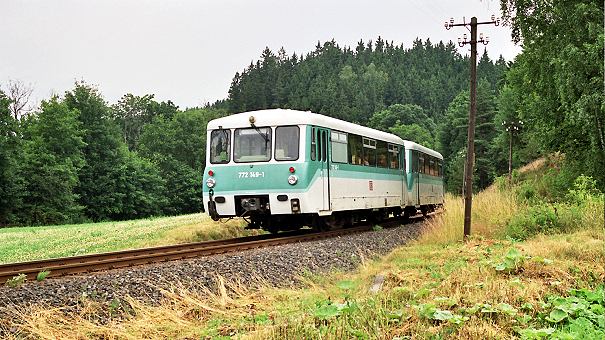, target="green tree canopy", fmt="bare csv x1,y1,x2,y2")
501,0,605,188
19,97,85,225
